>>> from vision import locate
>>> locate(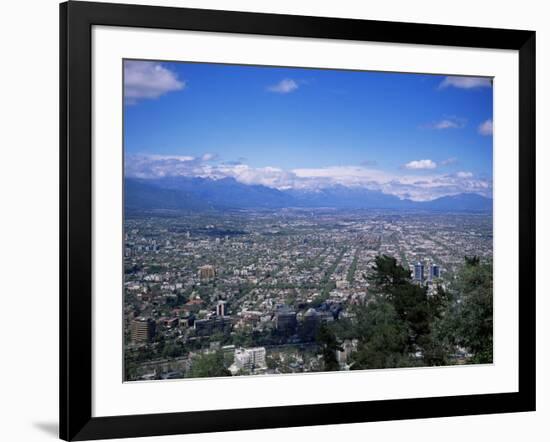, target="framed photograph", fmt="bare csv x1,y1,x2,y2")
60,1,536,440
